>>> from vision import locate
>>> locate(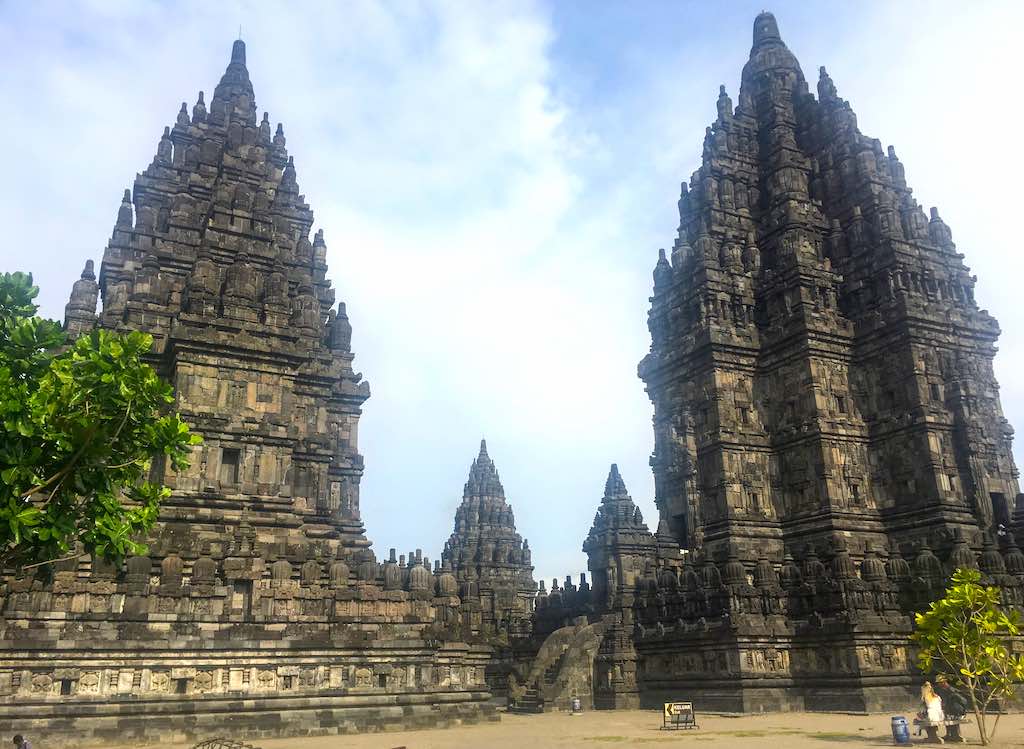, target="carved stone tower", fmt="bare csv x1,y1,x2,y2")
582,465,677,709
444,440,536,638
88,39,371,560
639,11,1021,575
627,10,1024,712
584,465,676,616
1,40,494,746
